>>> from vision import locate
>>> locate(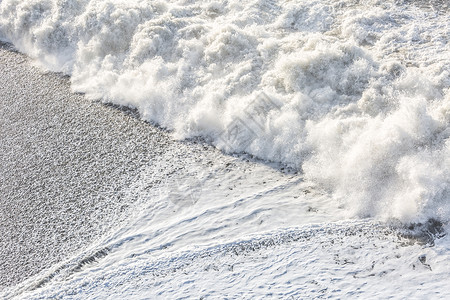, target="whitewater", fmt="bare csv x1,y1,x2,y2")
1,0,449,221
0,0,449,298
